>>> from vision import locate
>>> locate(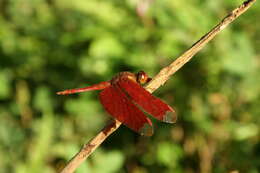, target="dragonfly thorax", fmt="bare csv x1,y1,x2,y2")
111,72,137,85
